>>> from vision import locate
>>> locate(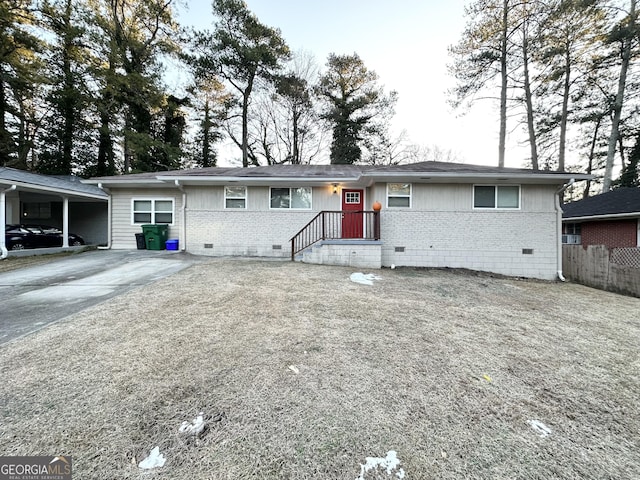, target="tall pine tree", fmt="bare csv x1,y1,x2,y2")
317,53,396,165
